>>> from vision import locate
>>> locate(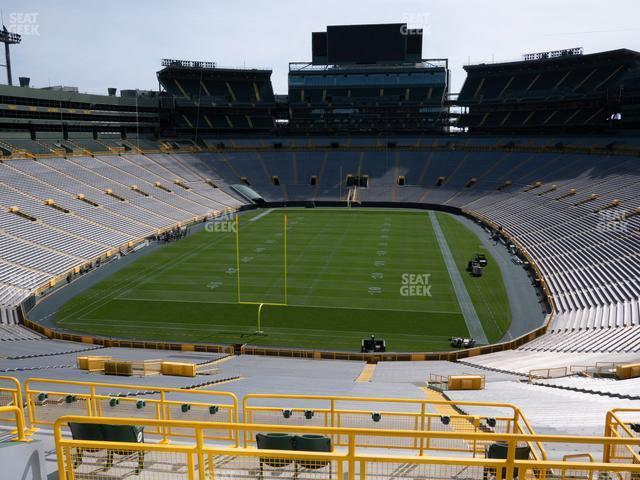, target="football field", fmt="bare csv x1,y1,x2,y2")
56,209,511,351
